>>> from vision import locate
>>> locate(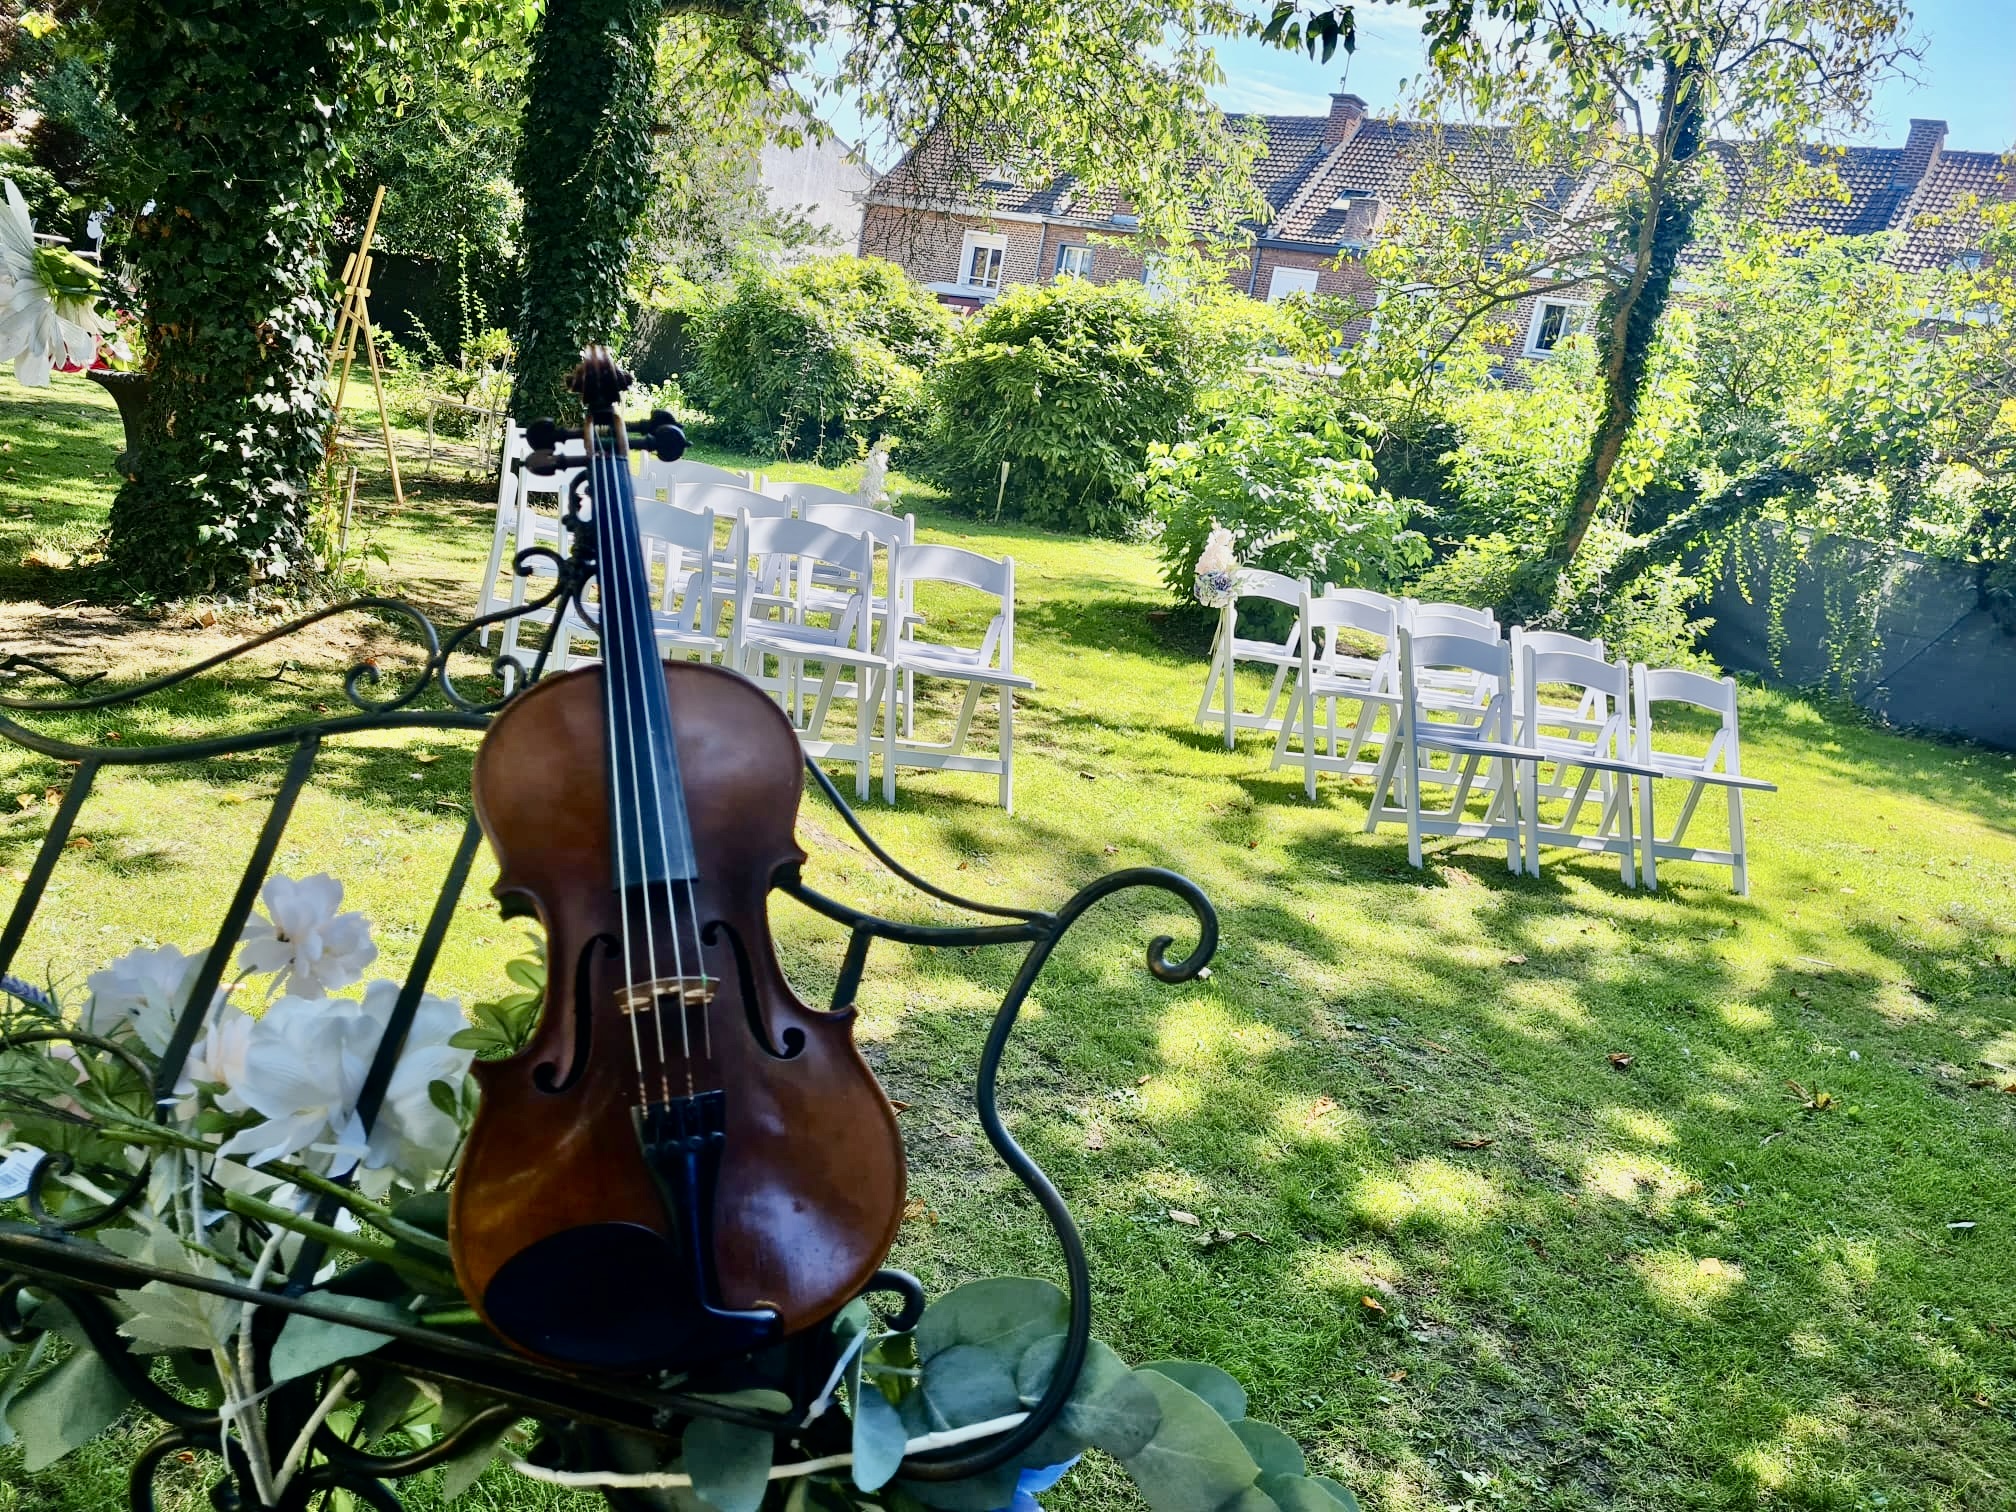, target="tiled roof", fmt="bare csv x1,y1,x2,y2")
1269,119,1582,246
1894,150,2013,270
867,108,2009,271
